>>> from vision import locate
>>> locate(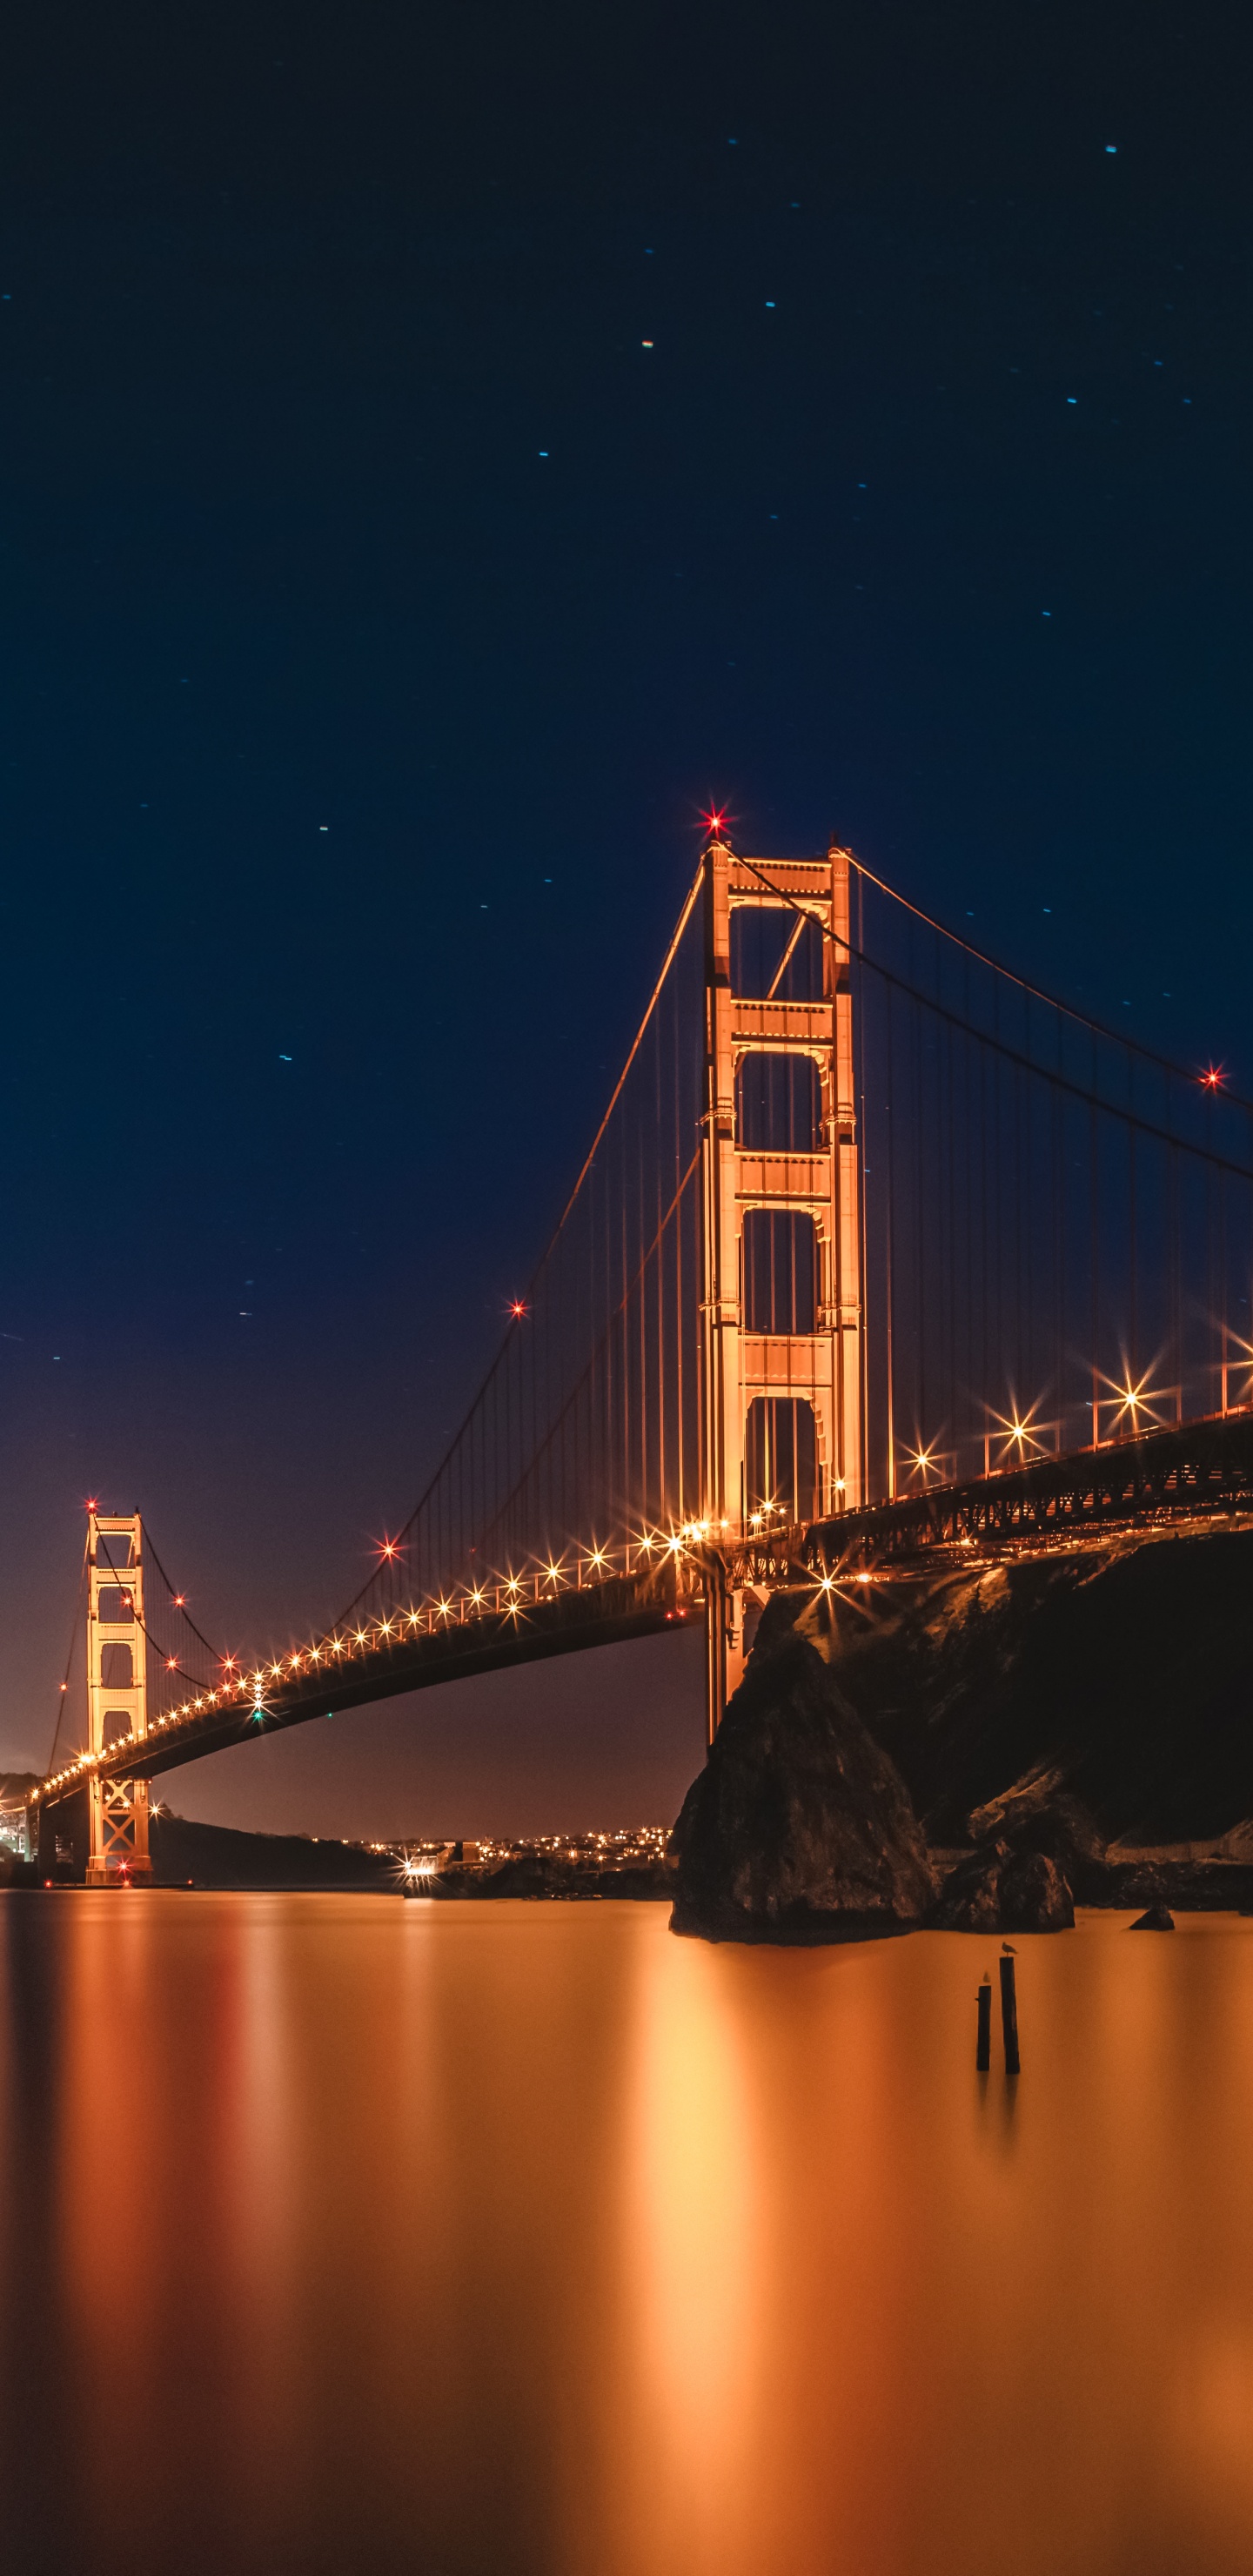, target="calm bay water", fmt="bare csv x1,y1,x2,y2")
3,1892,1252,2575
